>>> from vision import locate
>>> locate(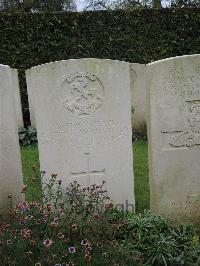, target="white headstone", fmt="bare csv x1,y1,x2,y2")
0,65,24,214
147,55,200,225
11,69,24,128
130,63,146,133
26,59,135,210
